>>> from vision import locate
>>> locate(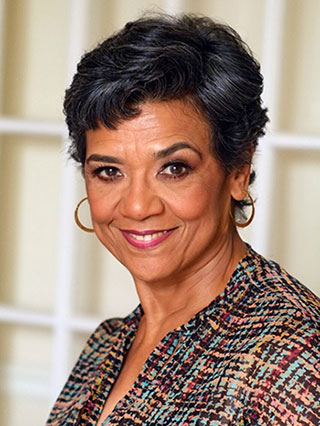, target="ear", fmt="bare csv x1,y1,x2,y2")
229,164,251,201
